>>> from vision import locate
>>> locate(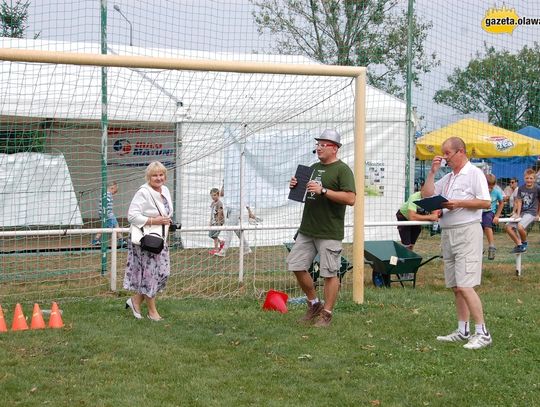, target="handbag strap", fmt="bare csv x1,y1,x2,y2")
140,187,165,237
